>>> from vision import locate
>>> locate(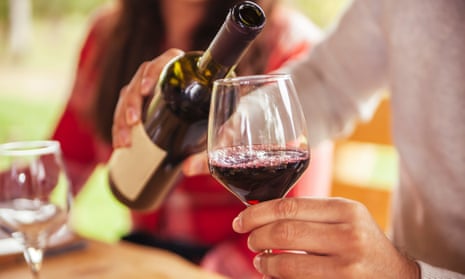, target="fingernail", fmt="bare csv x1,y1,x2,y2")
126,107,139,125
232,214,242,231
141,77,155,94
253,255,262,273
